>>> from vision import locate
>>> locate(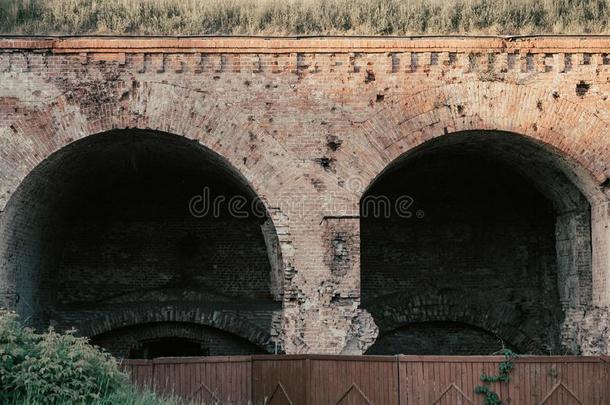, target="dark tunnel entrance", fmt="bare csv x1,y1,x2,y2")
133,338,208,359
0,129,282,357
366,322,517,355
90,322,267,359
361,131,593,355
